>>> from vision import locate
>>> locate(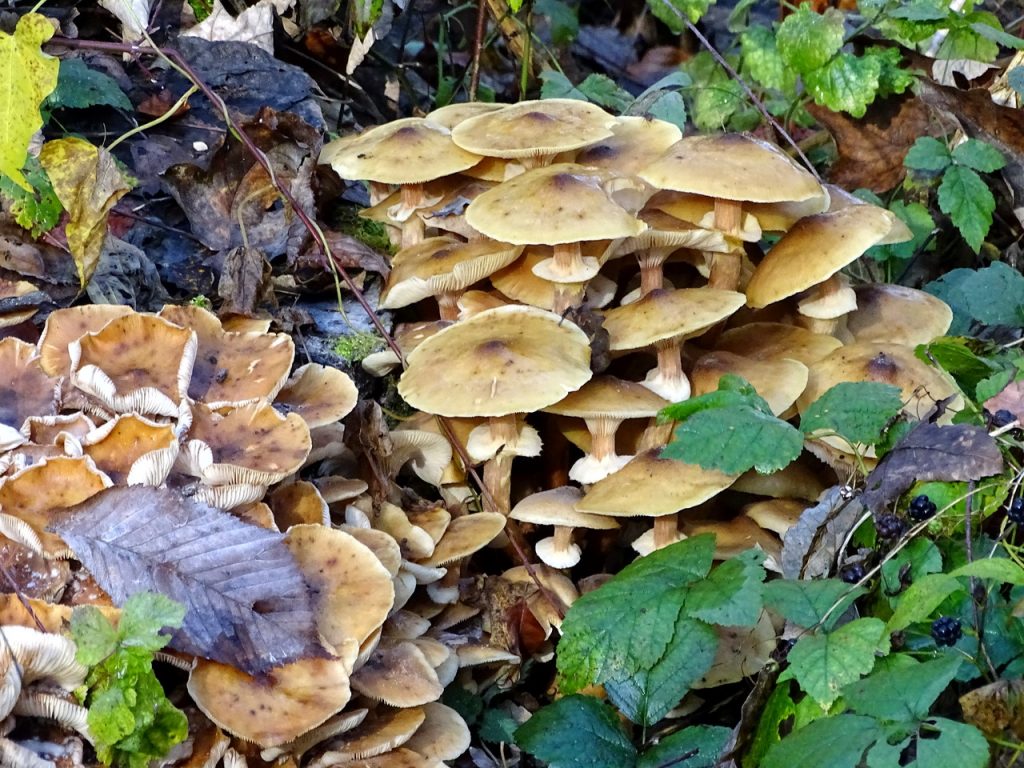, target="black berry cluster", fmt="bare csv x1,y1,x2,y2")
1009,497,1024,525
840,563,866,584
930,616,962,647
908,494,937,522
989,409,1017,428
875,514,906,541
